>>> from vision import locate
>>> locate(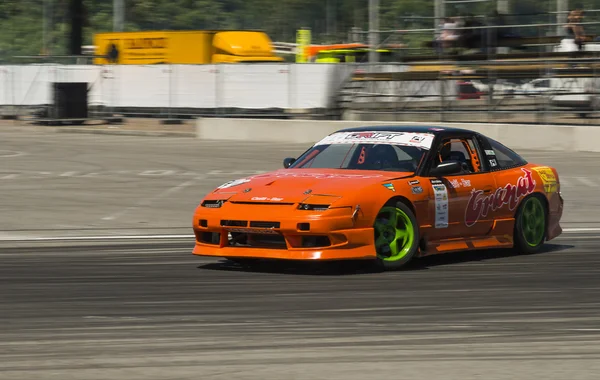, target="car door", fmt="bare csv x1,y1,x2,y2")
423,135,497,241
480,136,538,225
